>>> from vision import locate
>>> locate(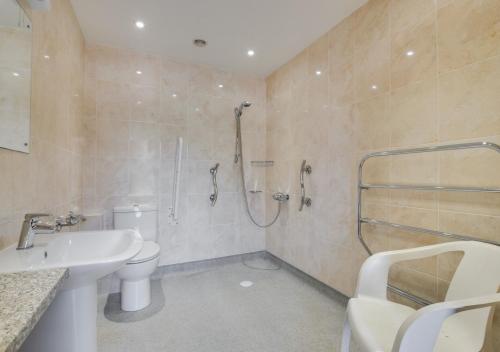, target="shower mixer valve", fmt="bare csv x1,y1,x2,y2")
272,192,290,202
